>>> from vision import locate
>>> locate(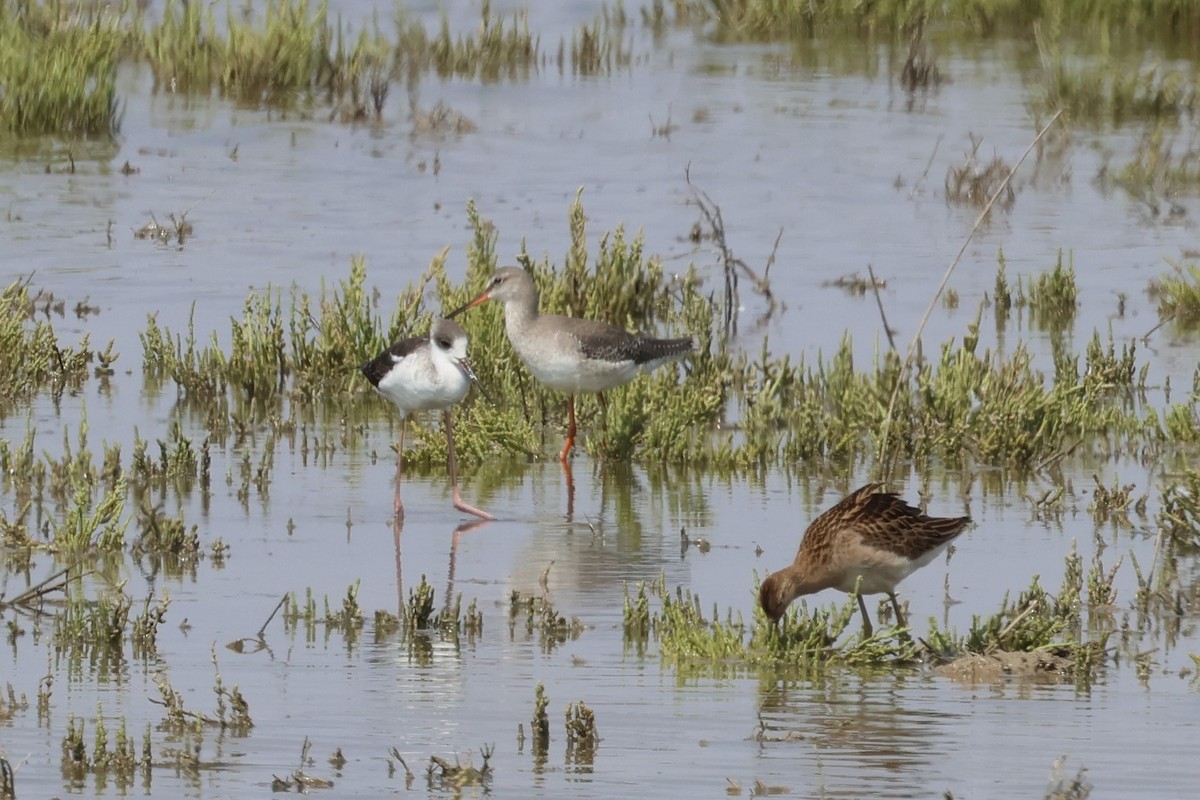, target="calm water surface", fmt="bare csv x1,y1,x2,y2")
2,4,1198,798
